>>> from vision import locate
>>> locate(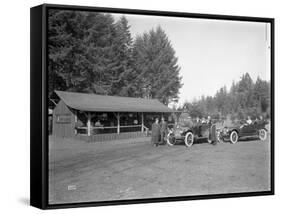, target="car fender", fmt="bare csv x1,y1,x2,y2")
183,128,193,135
228,128,239,135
